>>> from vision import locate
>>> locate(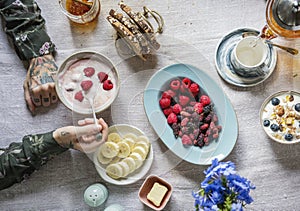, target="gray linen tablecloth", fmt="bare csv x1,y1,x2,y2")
0,0,299,210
